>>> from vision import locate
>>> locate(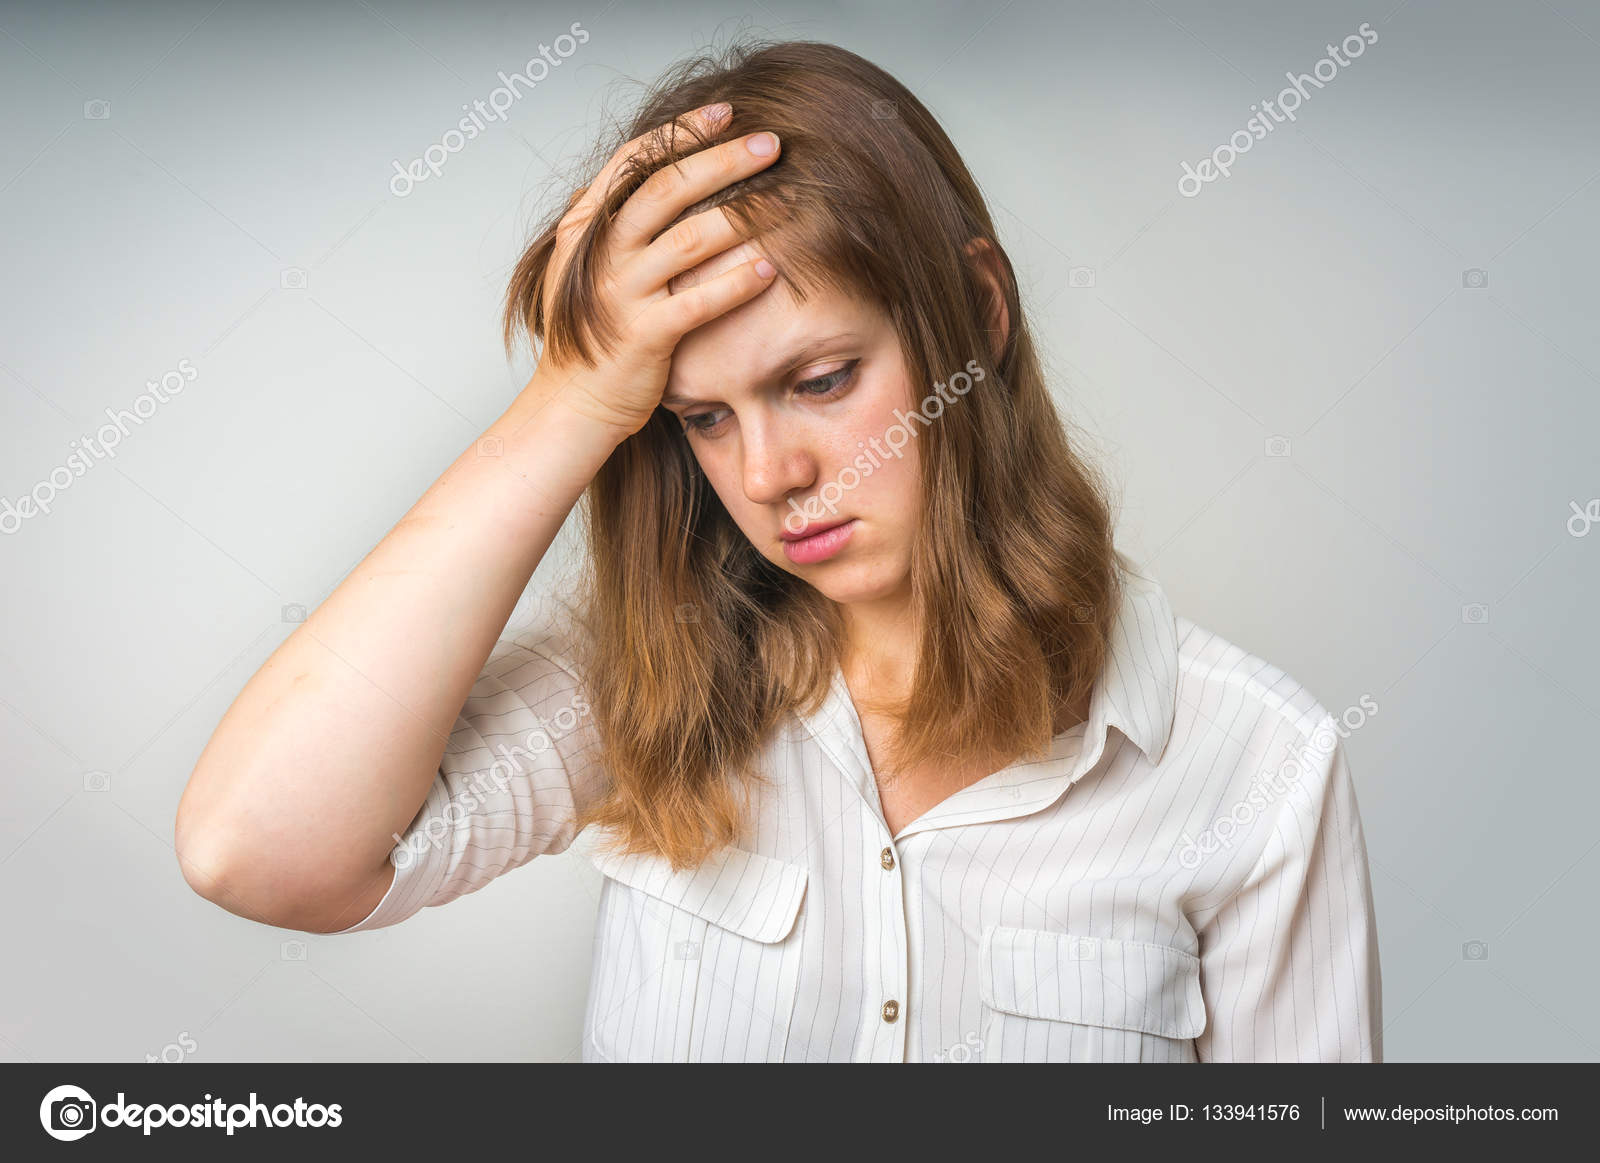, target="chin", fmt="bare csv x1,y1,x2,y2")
803,563,909,607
